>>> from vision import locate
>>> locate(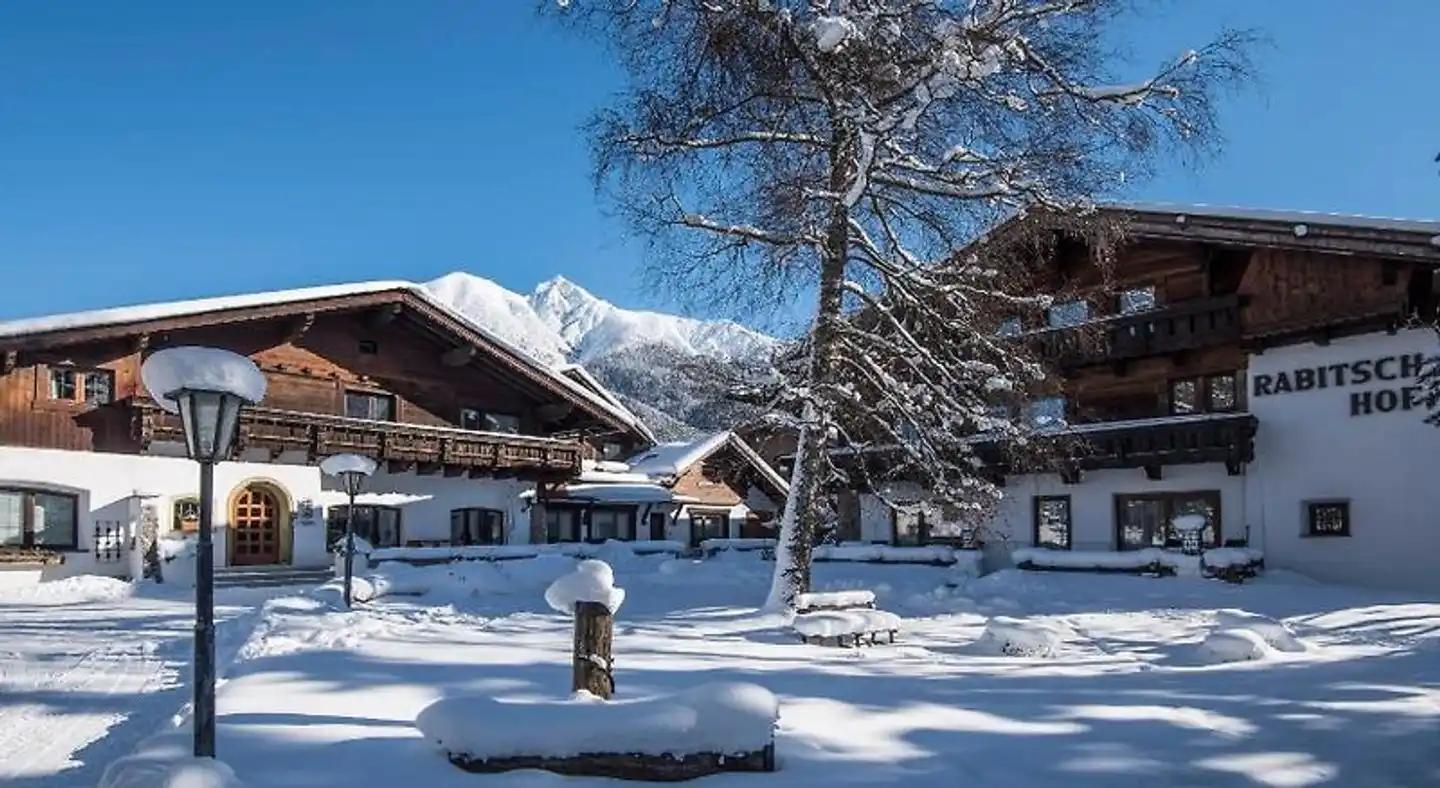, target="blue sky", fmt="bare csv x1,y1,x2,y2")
0,1,1436,327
